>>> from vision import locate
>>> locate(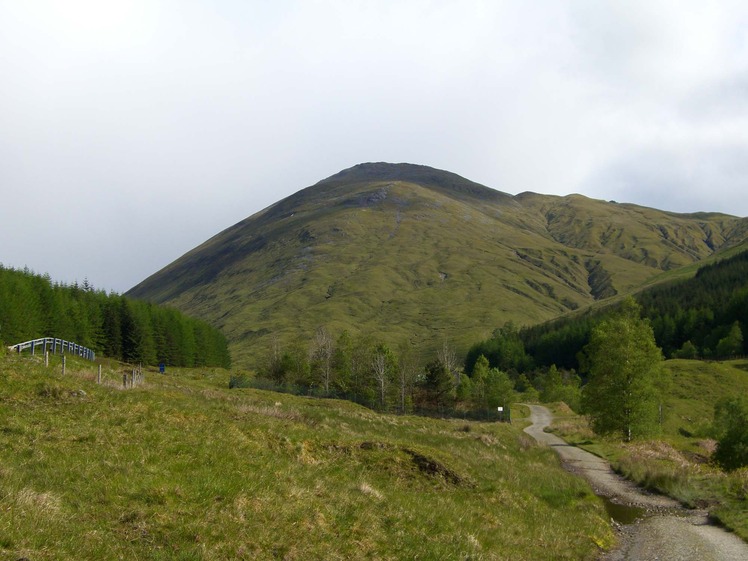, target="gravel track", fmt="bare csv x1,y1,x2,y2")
524,404,748,561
